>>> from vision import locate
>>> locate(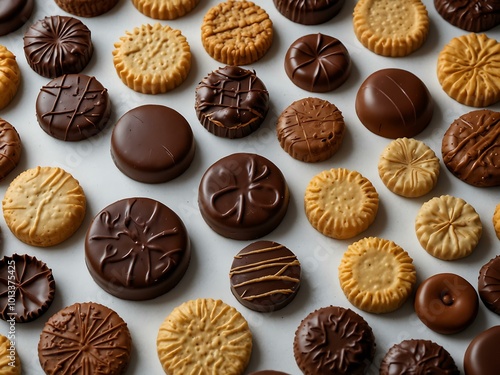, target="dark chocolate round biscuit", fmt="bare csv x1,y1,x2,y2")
0,0,34,36
293,305,375,374
380,339,459,375
273,0,345,25
229,240,301,312
195,65,269,139
276,97,345,162
38,302,131,375
85,197,191,300
0,254,55,323
478,255,500,314
23,15,93,78
0,118,21,181
54,0,120,17
111,105,195,183
198,153,290,240
464,325,500,375
285,33,351,92
356,68,434,139
36,74,111,142
434,0,500,32
442,109,500,187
